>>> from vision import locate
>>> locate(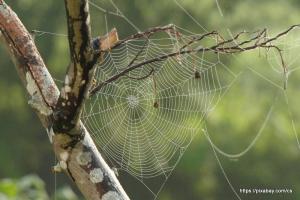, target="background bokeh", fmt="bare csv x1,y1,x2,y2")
1,0,300,199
